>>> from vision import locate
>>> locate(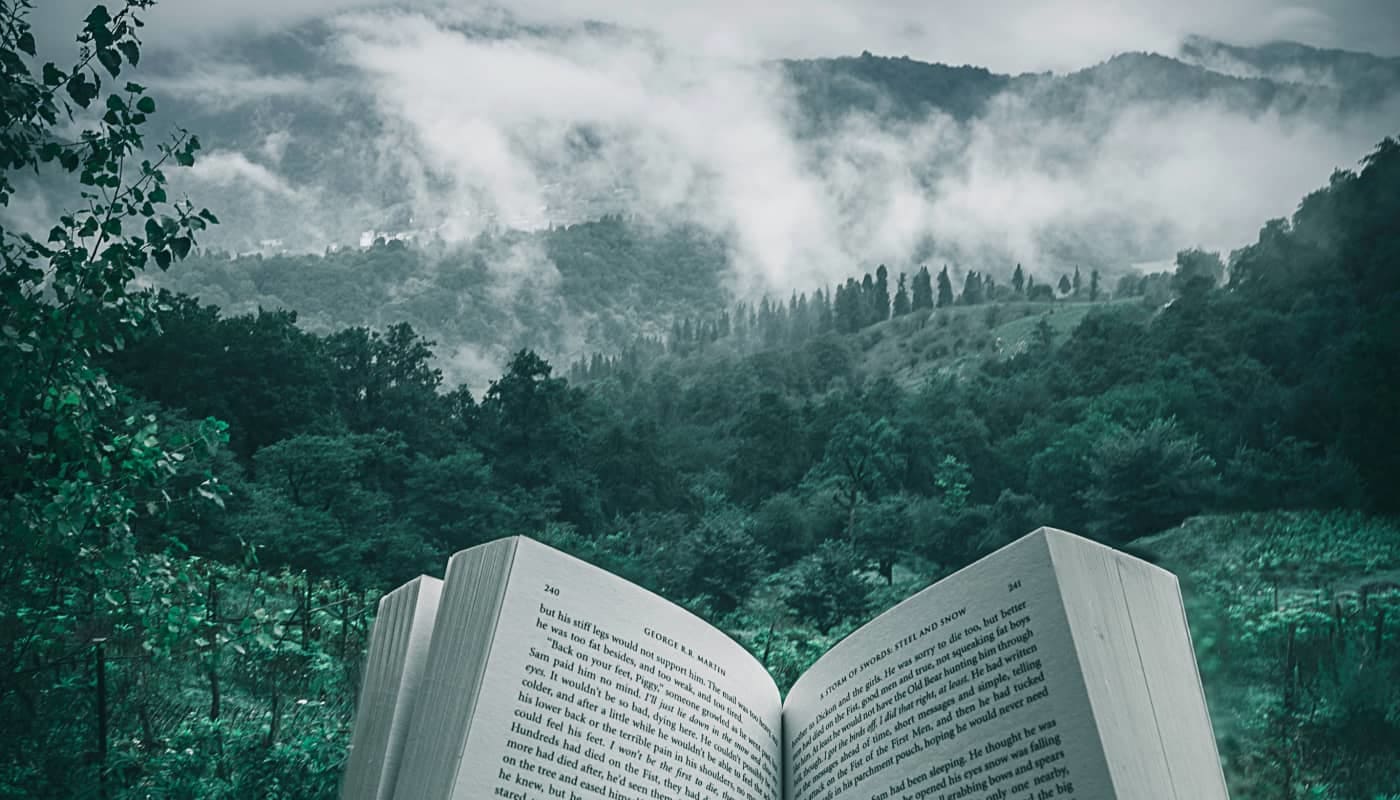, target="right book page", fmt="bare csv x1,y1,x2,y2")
783,527,1226,800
